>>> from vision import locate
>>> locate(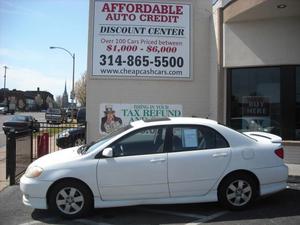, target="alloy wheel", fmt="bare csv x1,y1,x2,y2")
56,187,84,215
226,179,252,207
